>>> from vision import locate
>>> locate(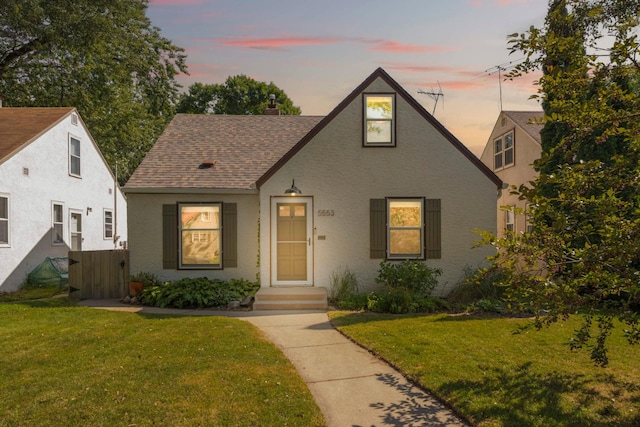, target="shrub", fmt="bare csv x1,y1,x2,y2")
376,260,441,296
367,260,443,314
138,277,259,309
